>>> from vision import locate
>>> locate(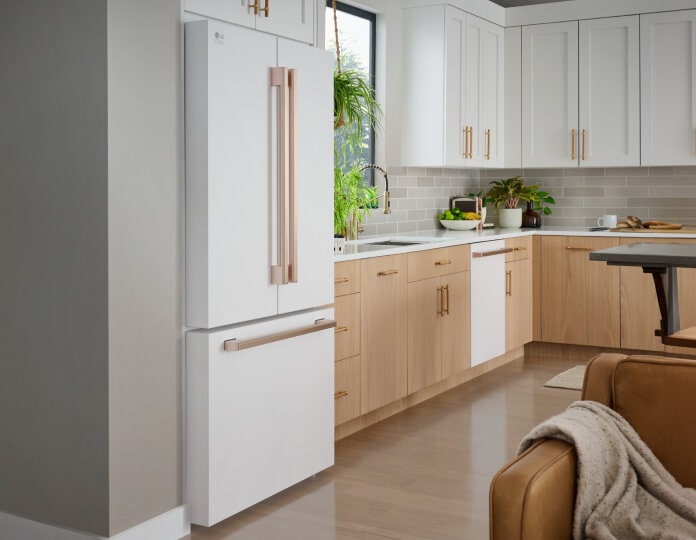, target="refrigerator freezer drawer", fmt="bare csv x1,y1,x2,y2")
186,309,335,526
